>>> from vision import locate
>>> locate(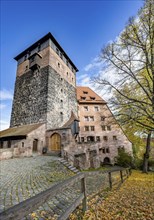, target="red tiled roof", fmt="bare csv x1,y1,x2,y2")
76,86,106,104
